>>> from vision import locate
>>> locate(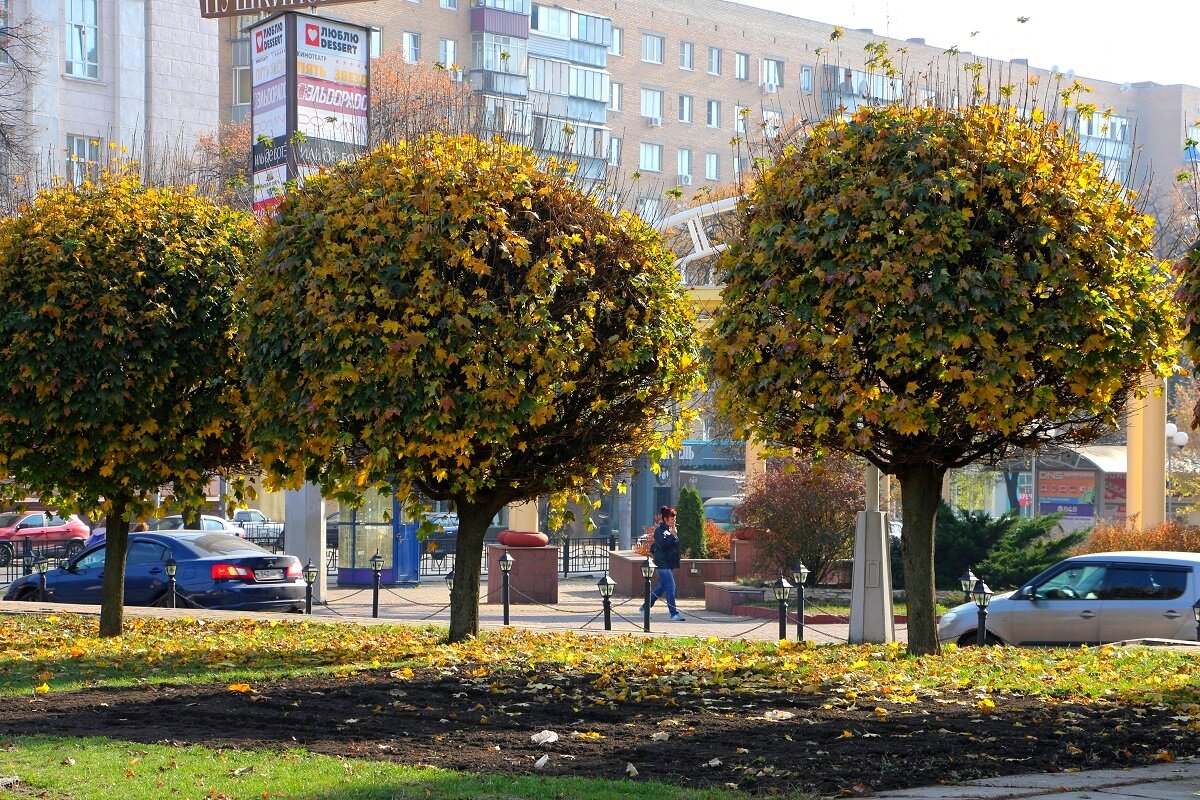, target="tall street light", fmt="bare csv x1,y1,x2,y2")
1166,422,1189,517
